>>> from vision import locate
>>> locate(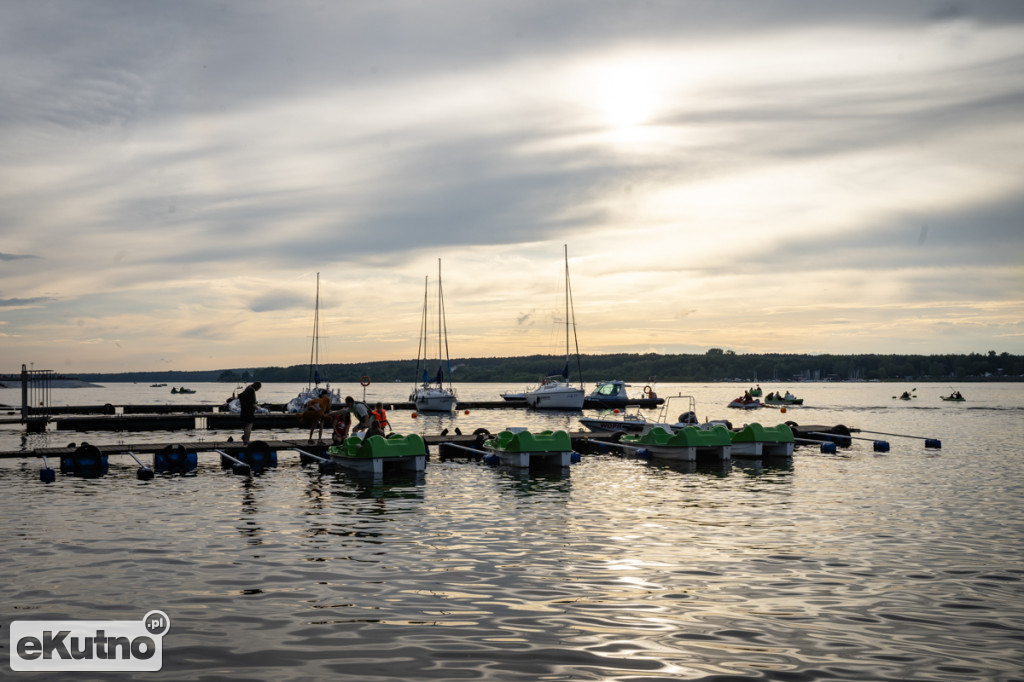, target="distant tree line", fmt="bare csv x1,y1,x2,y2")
73,350,1023,383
